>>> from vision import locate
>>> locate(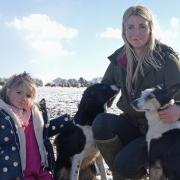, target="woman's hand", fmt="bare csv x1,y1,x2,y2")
159,104,180,123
